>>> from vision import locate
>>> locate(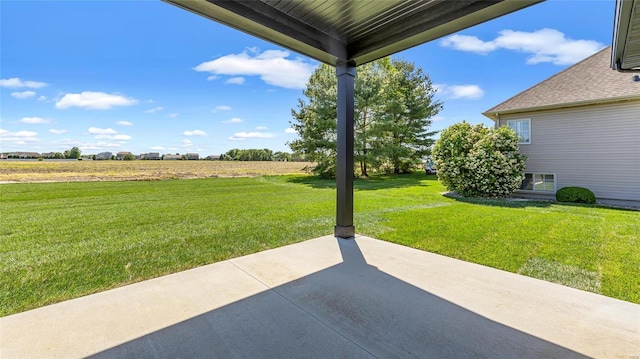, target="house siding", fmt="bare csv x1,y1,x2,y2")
498,101,640,206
